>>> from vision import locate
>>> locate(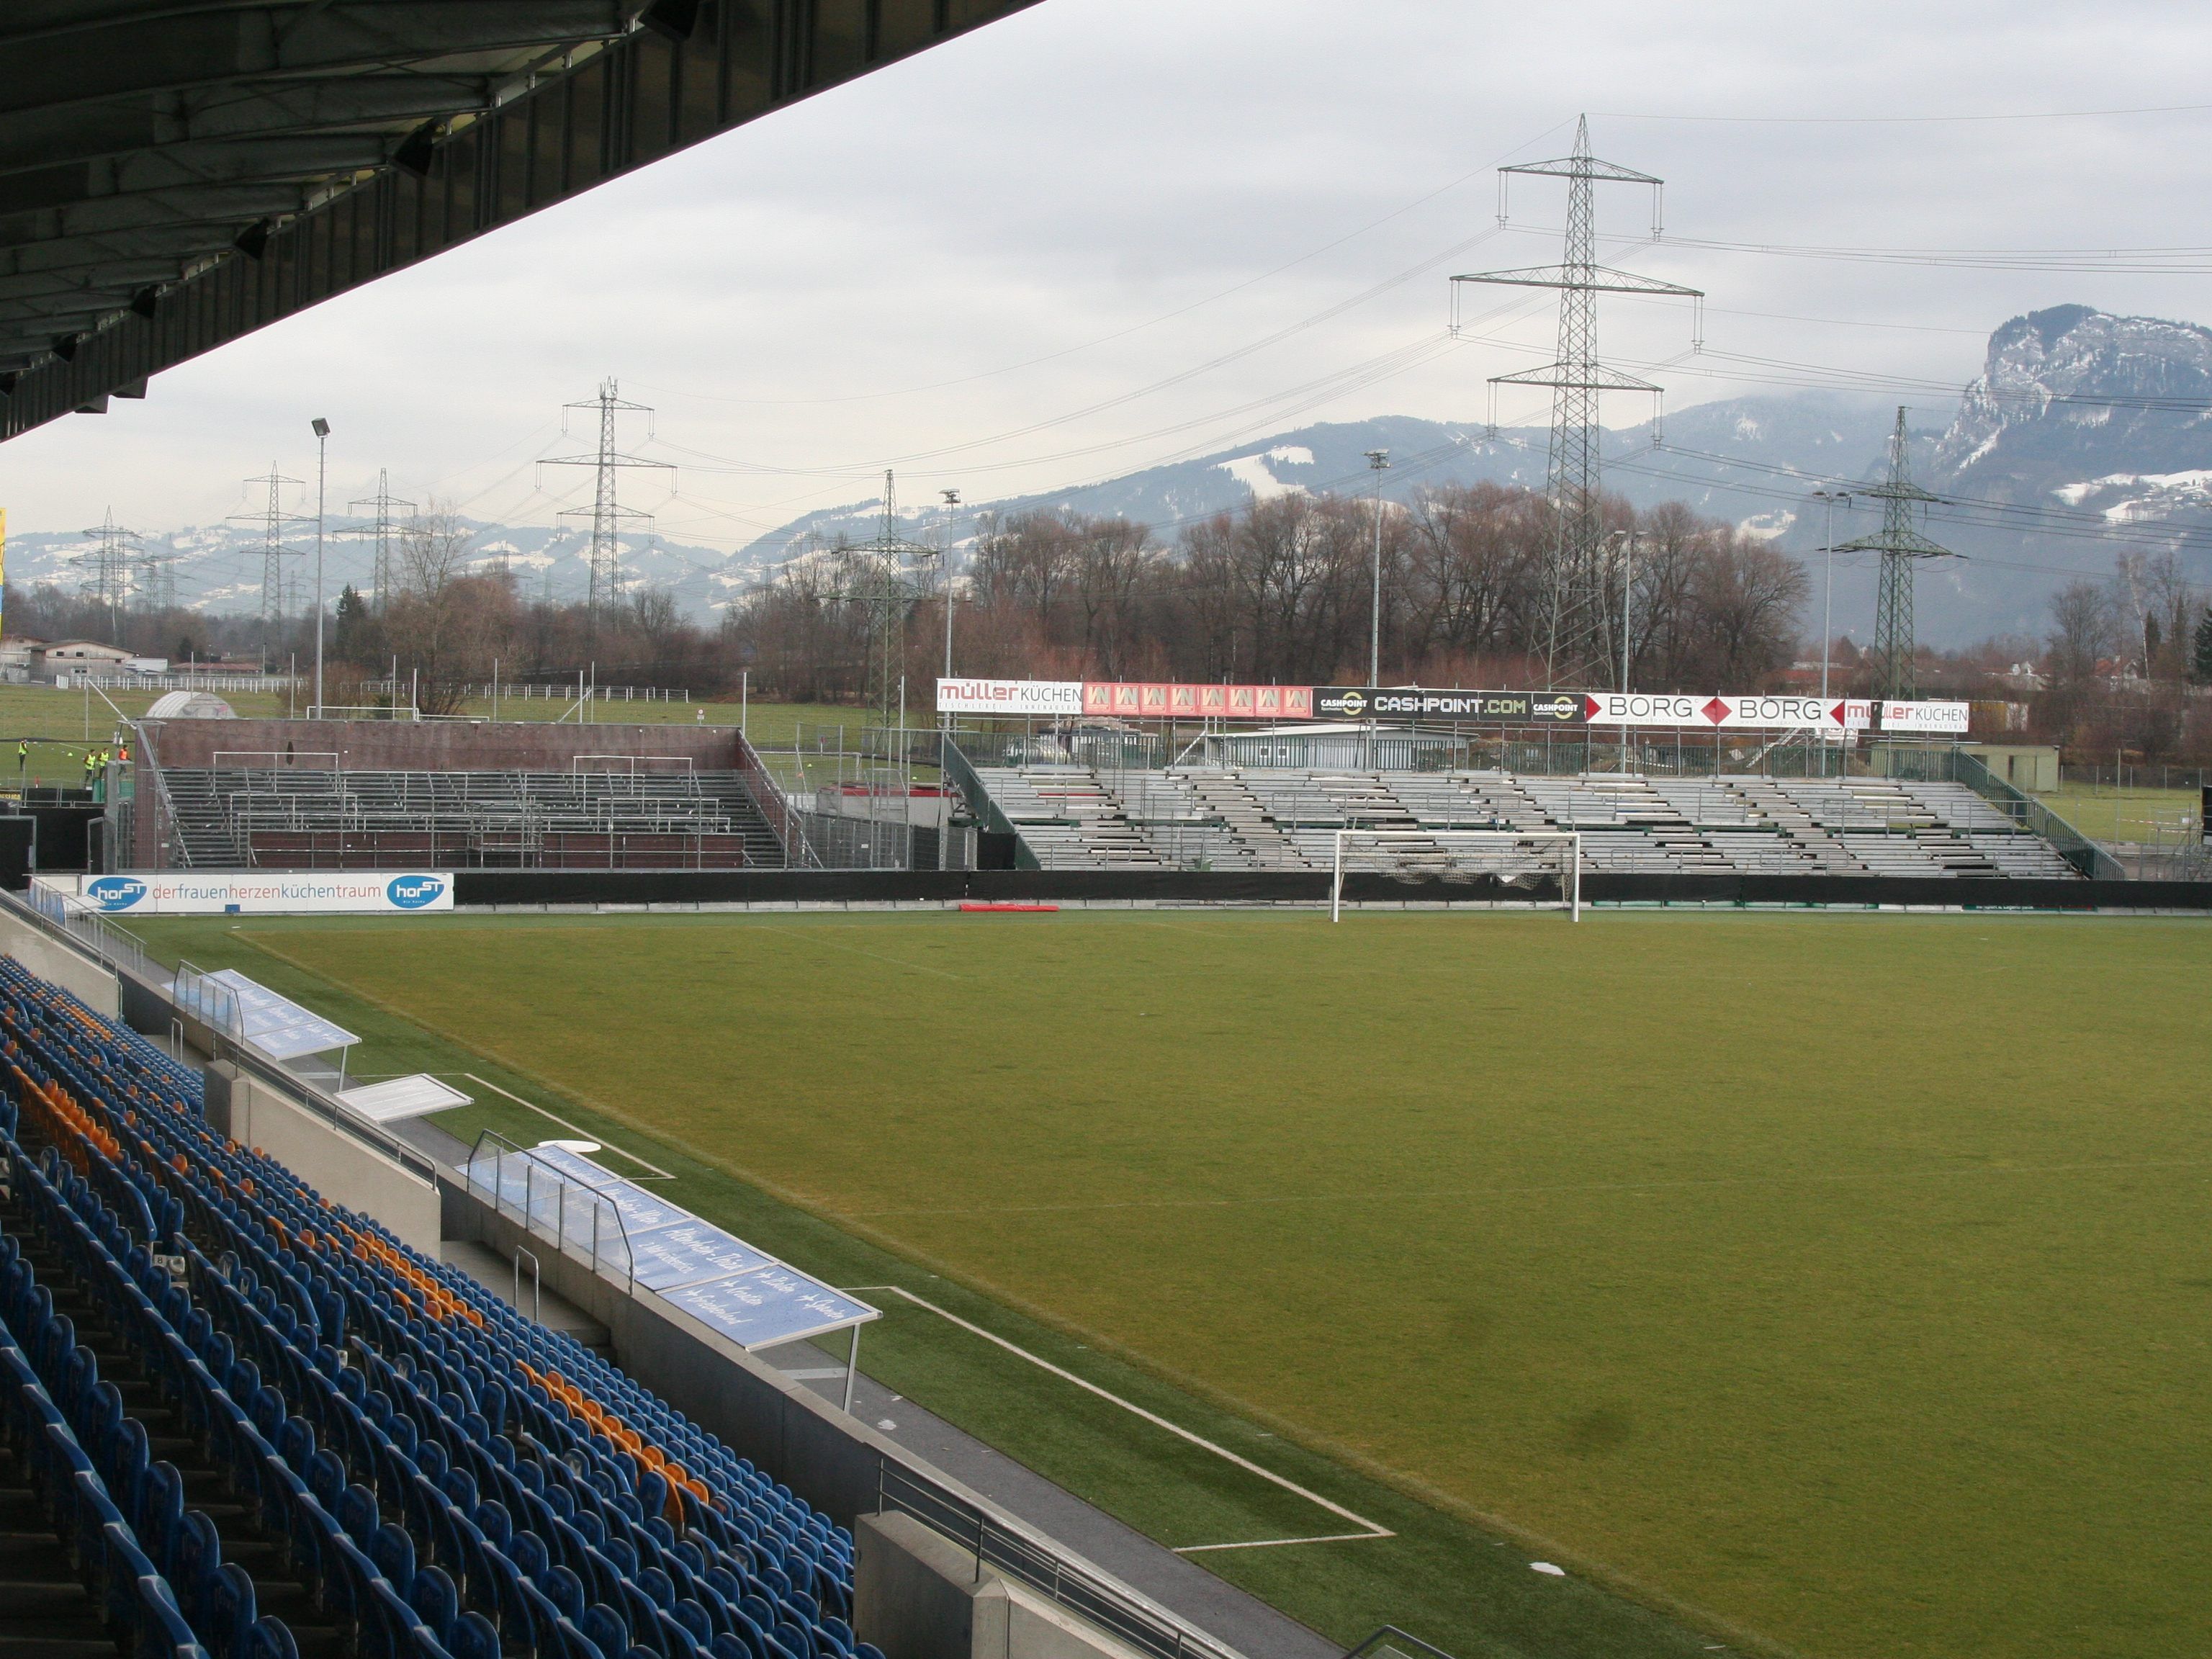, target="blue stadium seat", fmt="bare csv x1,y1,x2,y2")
0,955,864,1659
